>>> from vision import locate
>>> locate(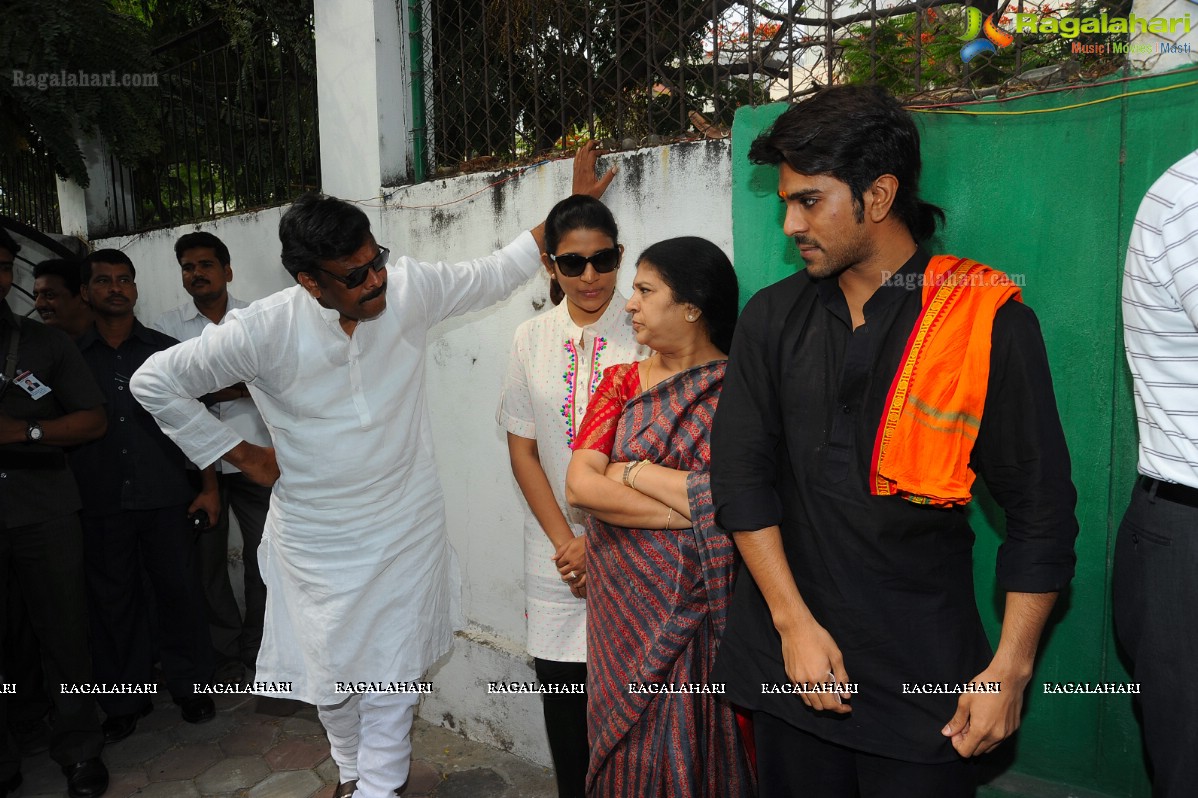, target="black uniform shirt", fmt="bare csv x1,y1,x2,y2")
0,301,105,527
709,249,1079,763
71,321,194,516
